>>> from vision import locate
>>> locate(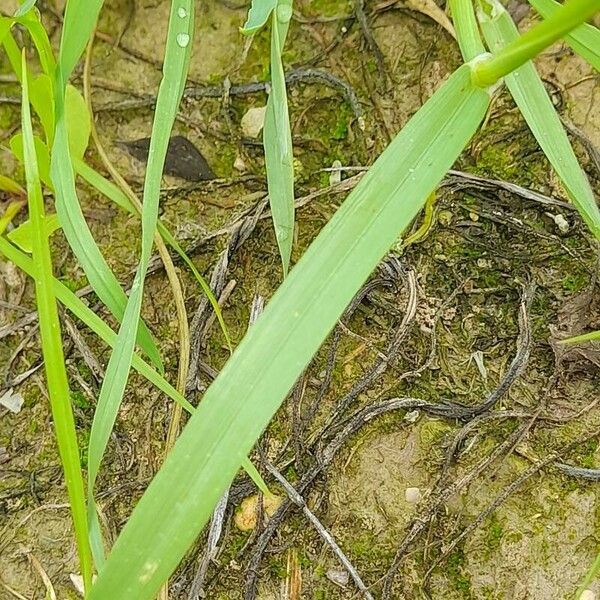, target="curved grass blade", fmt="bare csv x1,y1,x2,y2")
528,0,600,70
241,0,277,34
0,236,193,412
562,330,600,344
89,64,490,600
75,159,232,350
478,0,600,240
449,0,486,61
0,235,268,496
51,0,162,368
263,0,295,276
85,0,195,568
19,51,93,593
472,0,600,87
50,82,163,371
